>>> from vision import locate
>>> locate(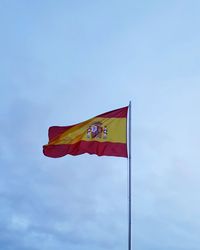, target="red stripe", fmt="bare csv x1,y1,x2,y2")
43,141,128,158
96,106,128,118
48,126,73,141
